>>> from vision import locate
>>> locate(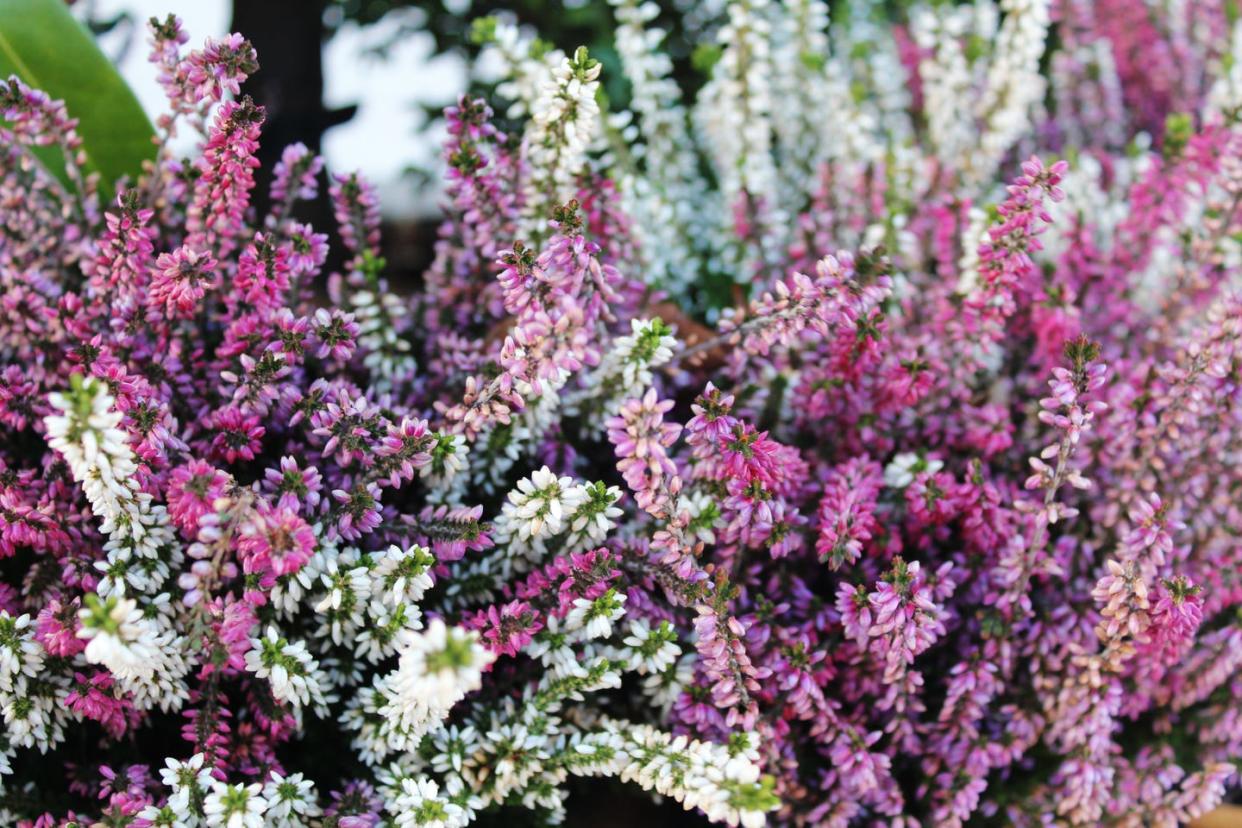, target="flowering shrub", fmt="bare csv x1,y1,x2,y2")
1,2,1242,826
